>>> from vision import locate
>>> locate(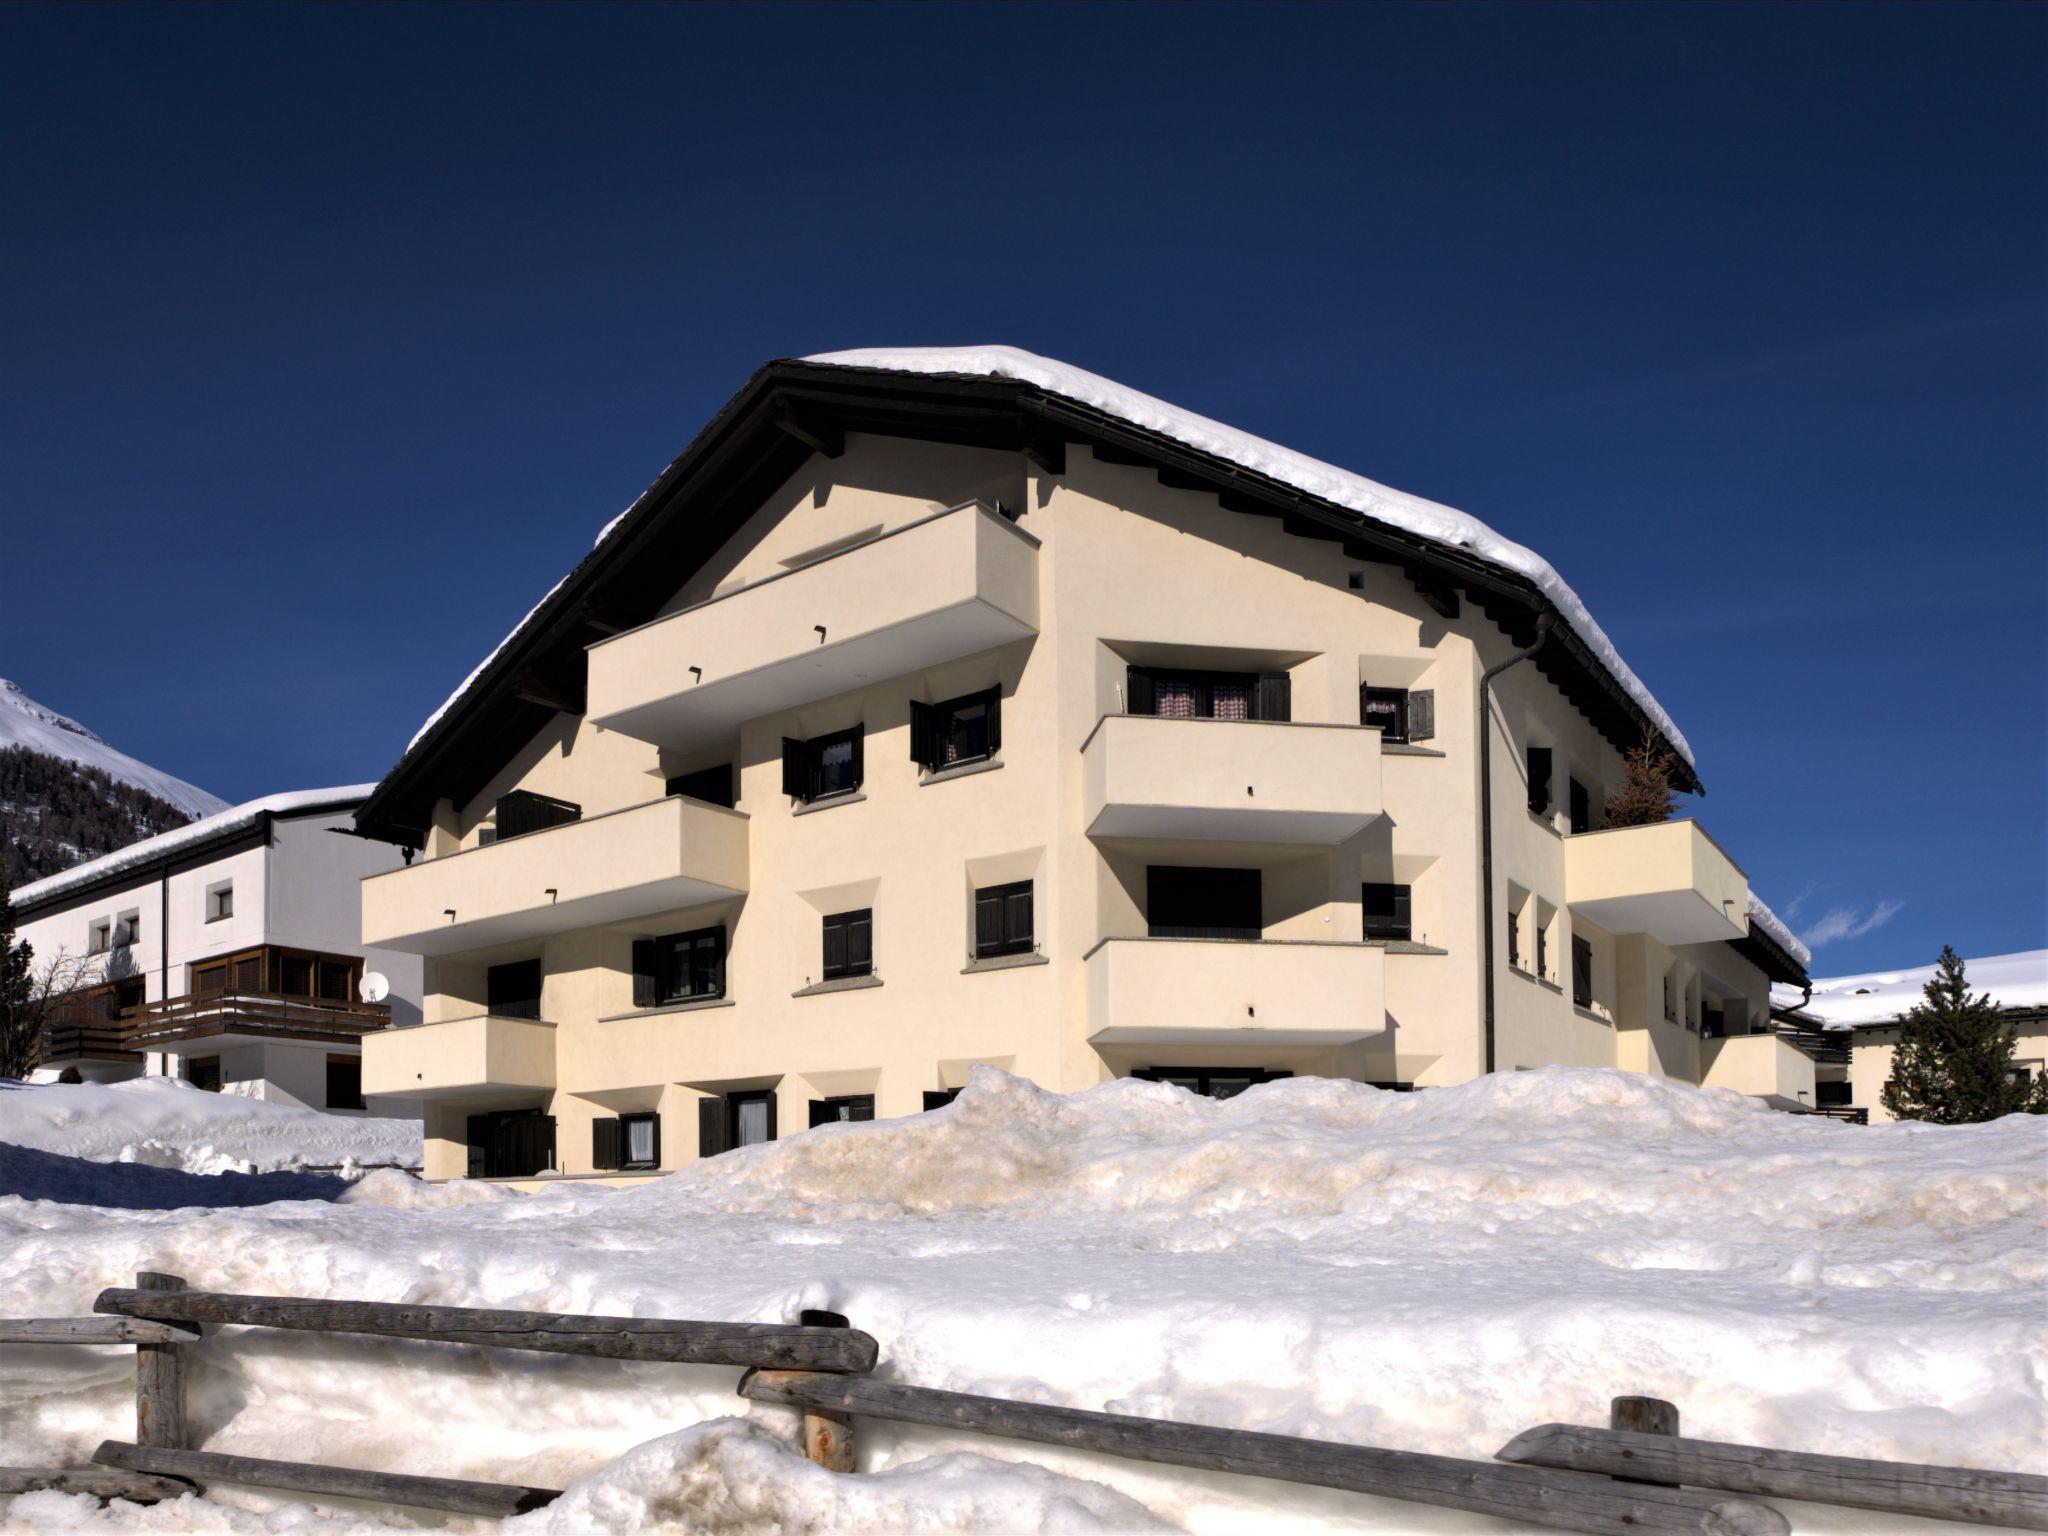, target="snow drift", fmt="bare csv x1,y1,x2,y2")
0,1067,2041,1534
